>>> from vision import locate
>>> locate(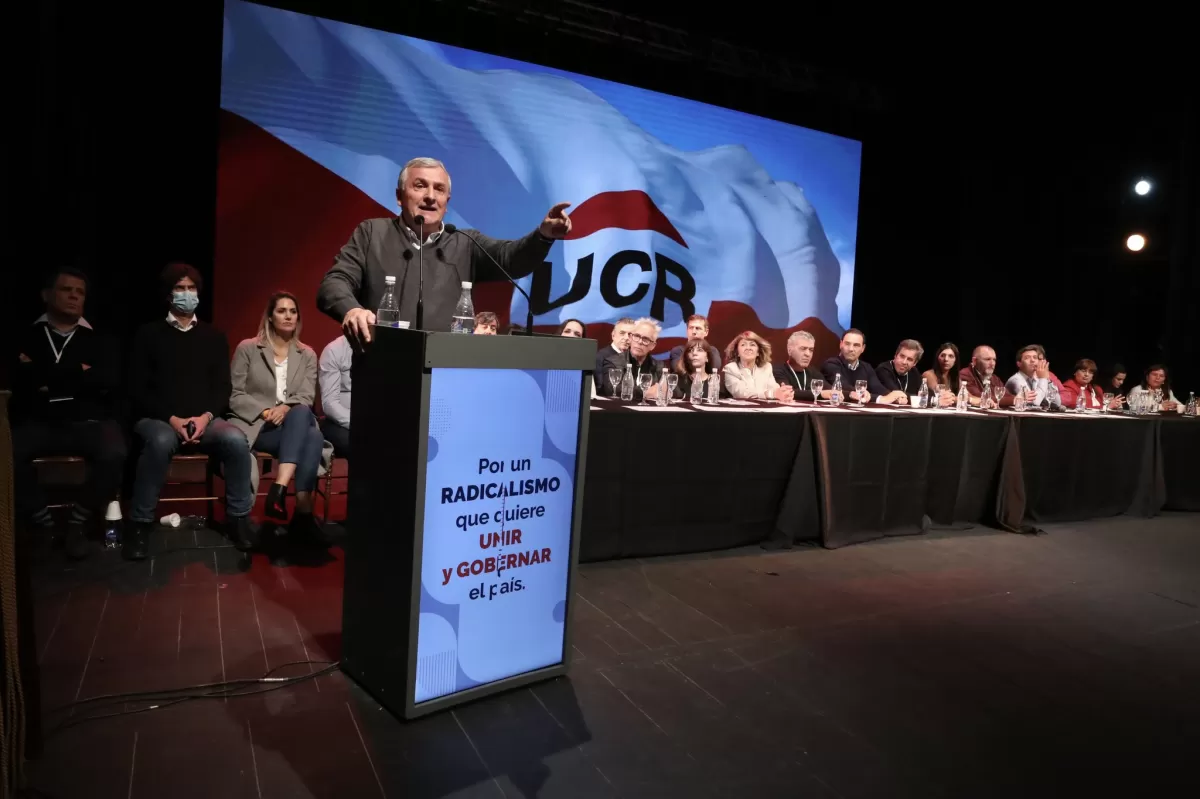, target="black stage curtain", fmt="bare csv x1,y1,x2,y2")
1160,416,1200,511
579,404,807,561
1014,414,1164,524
